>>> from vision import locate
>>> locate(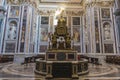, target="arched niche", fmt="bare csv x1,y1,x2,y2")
103,22,111,40
7,20,17,40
